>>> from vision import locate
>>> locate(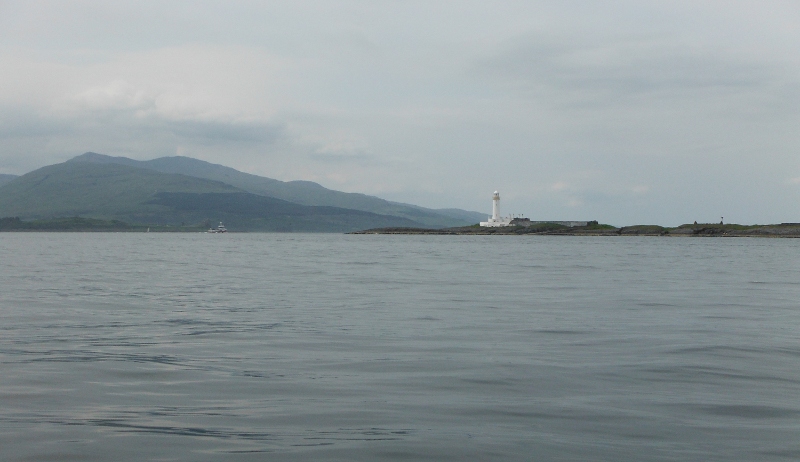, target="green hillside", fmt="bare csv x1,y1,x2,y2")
68,152,483,227
0,162,239,219
148,192,421,232
0,162,423,231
